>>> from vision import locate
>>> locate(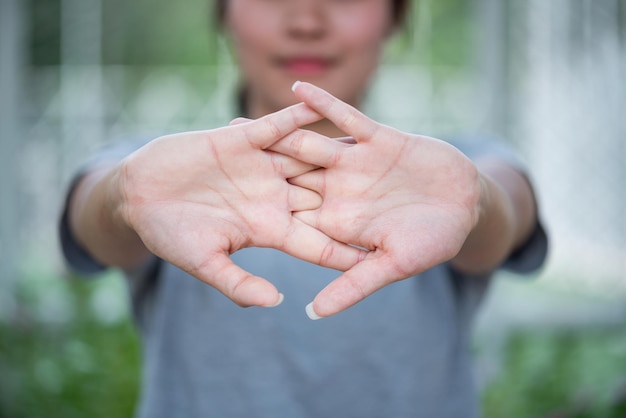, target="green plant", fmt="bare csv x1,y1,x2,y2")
483,329,626,418
0,270,140,418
